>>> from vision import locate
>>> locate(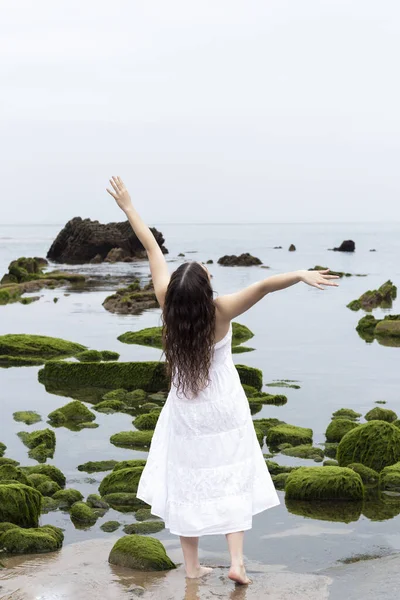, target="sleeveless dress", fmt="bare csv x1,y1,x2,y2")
136,322,280,536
